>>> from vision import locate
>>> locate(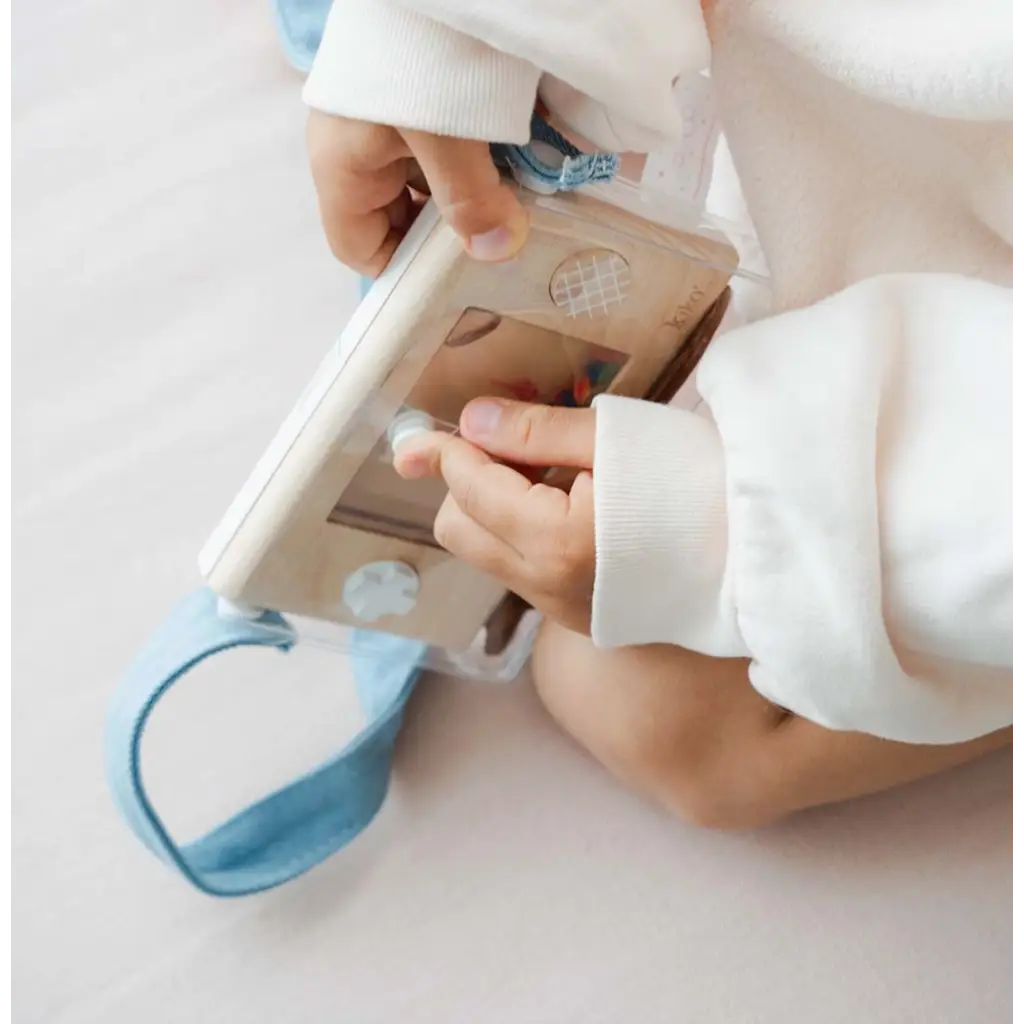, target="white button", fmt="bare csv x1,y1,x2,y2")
387,408,435,455
342,561,420,622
